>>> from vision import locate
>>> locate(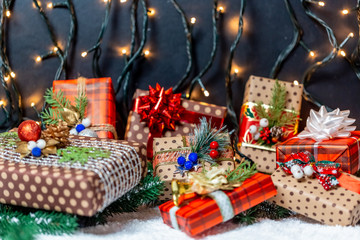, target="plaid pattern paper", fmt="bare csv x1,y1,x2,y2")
159,173,277,236
53,78,116,139
277,131,360,174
